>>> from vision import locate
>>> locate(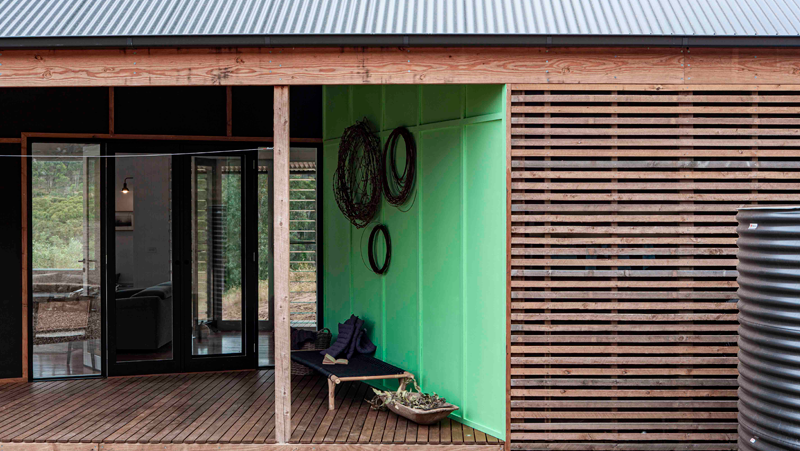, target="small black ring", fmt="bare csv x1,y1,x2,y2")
368,224,391,275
